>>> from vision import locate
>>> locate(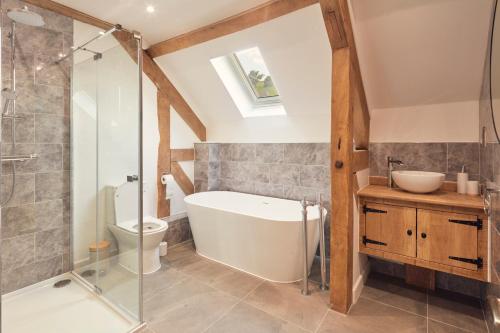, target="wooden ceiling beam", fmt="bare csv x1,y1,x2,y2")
146,0,319,58
171,149,195,162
